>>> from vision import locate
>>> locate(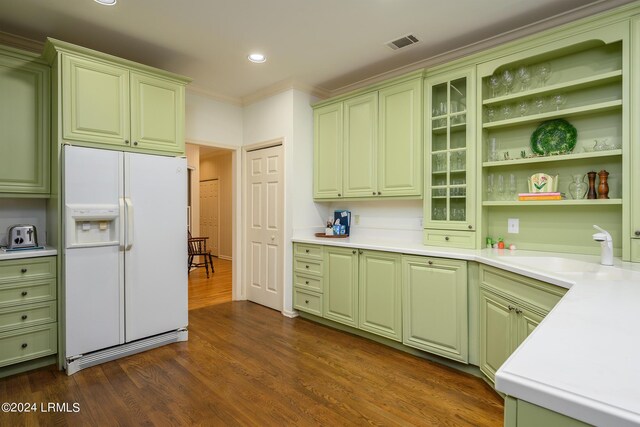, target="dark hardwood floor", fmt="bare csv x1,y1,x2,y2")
0,302,503,426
